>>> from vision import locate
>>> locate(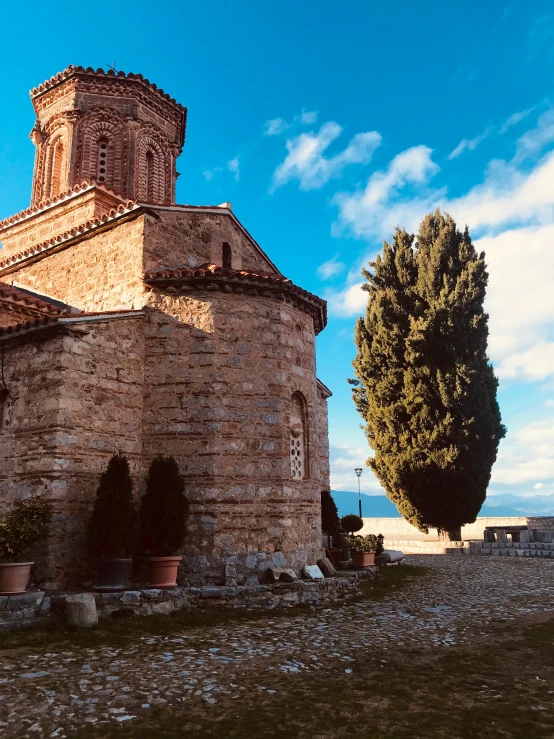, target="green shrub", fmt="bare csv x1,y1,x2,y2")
0,498,53,563
341,514,363,535
139,456,188,556
348,534,378,553
88,453,138,559
321,490,341,547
